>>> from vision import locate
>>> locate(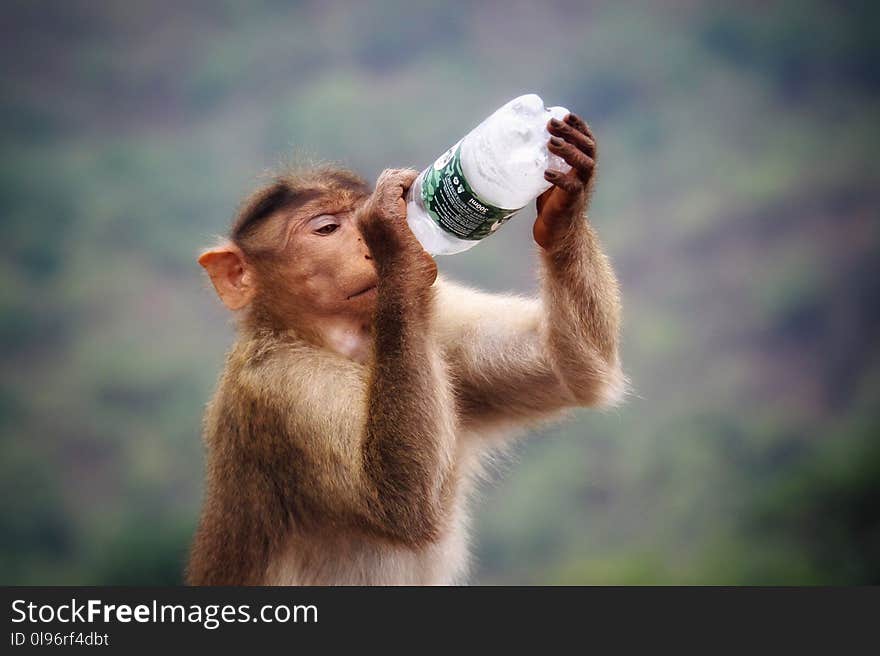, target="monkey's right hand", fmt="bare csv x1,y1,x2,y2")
357,168,437,289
